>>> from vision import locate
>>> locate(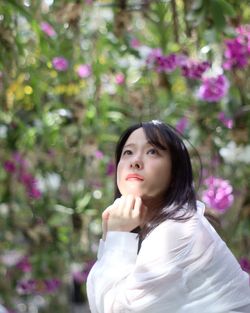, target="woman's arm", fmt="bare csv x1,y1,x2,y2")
87,231,139,313
87,218,194,313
